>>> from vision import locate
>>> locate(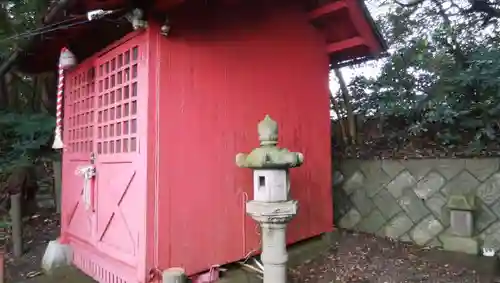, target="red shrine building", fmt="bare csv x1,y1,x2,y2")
15,0,386,282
